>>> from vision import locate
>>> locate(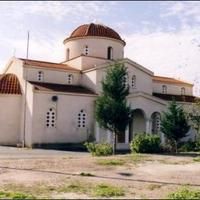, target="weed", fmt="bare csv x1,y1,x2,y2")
80,172,94,177
93,183,125,197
